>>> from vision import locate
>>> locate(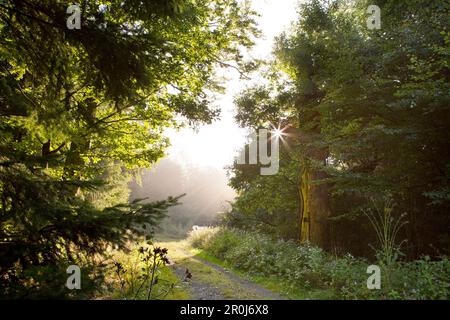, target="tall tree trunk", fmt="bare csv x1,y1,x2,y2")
299,167,310,242
295,73,330,248
299,150,331,249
